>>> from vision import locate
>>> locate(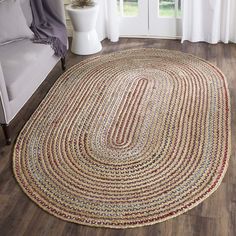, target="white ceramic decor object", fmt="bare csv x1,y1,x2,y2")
66,4,102,55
